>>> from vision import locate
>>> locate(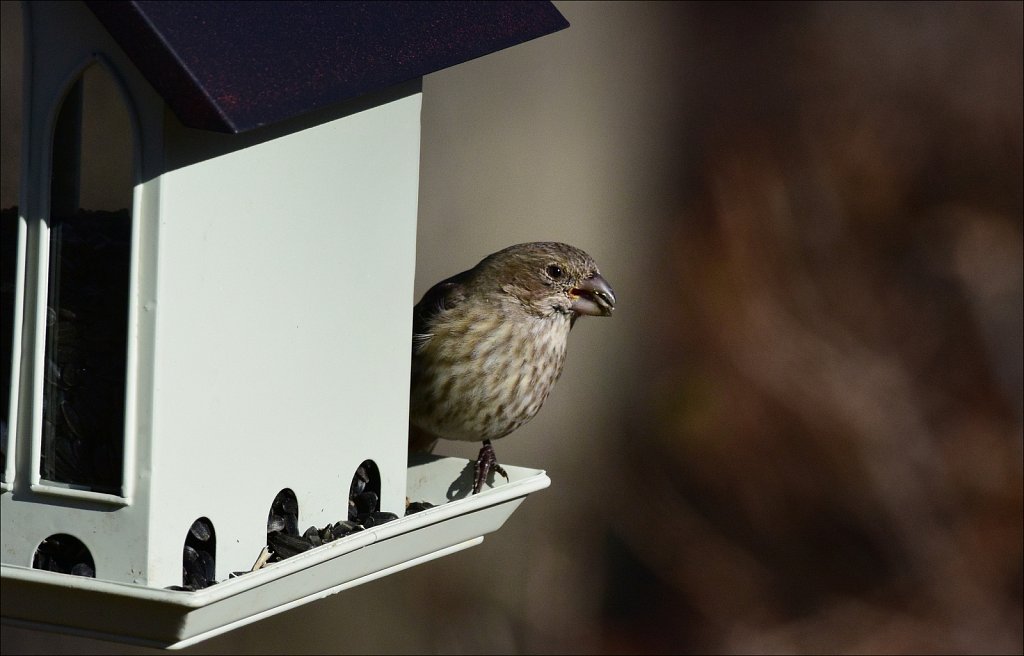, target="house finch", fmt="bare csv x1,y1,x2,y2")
409,242,616,493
